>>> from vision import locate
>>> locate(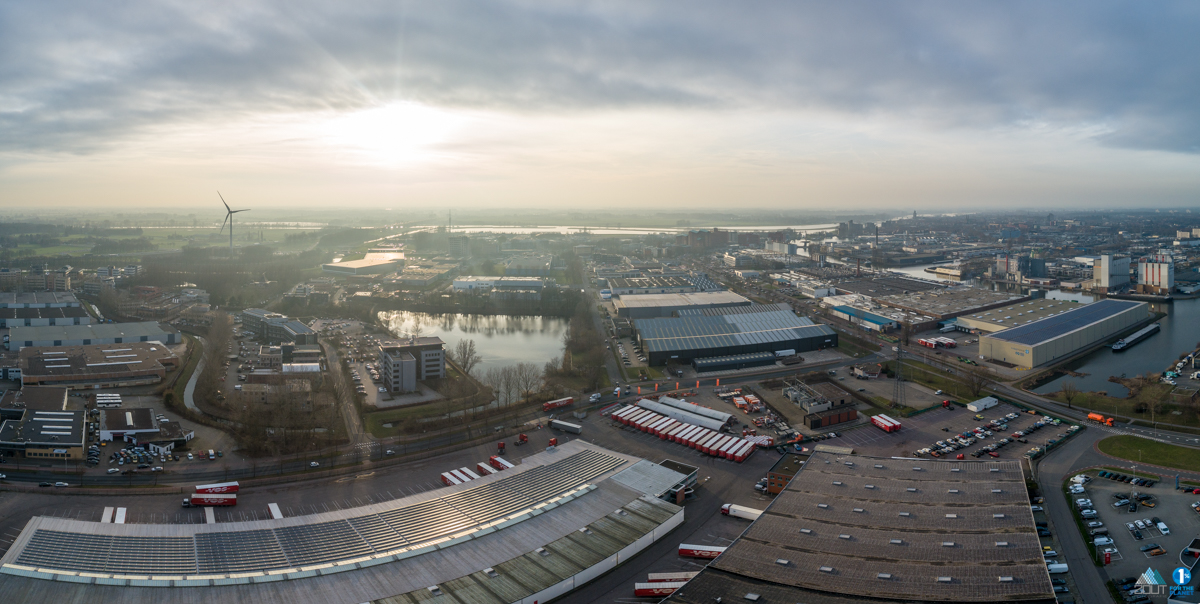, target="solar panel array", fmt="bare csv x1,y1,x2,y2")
14,449,625,576
637,305,834,354
987,299,1141,345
